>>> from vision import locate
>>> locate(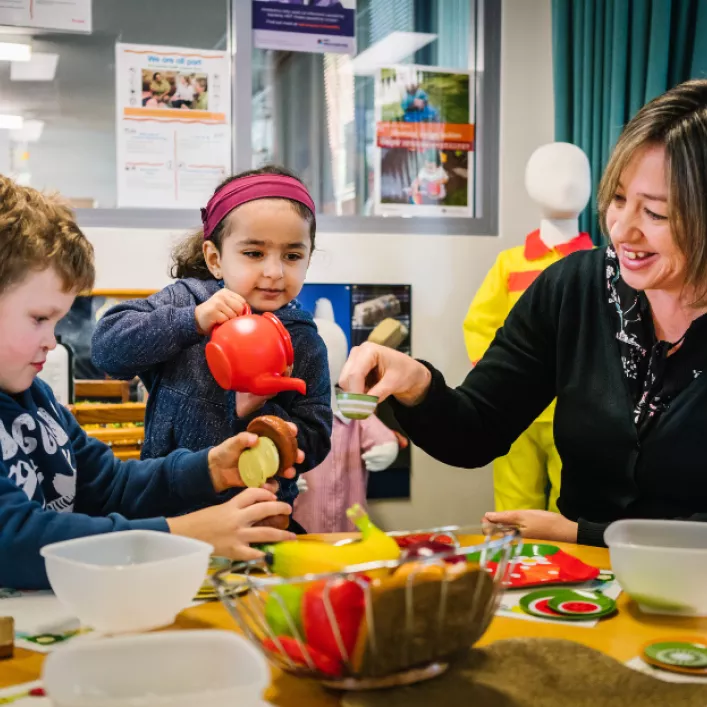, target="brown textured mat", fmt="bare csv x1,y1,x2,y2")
342,638,707,707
